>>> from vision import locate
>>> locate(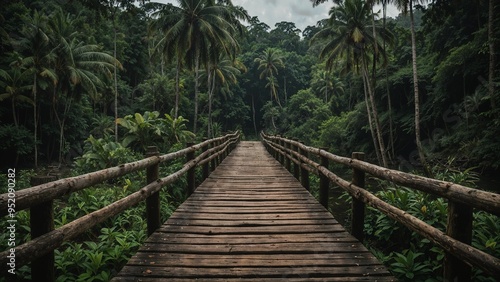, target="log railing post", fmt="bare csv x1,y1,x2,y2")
351,152,365,241
145,146,160,236
210,140,217,172
300,142,310,191
221,137,226,162
281,139,286,165
30,175,57,282
221,136,227,161
285,140,292,173
186,143,196,196
444,202,473,282
202,139,209,181
276,136,281,164
271,137,278,160
319,149,329,209
274,138,279,160
292,139,300,180
216,139,222,166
